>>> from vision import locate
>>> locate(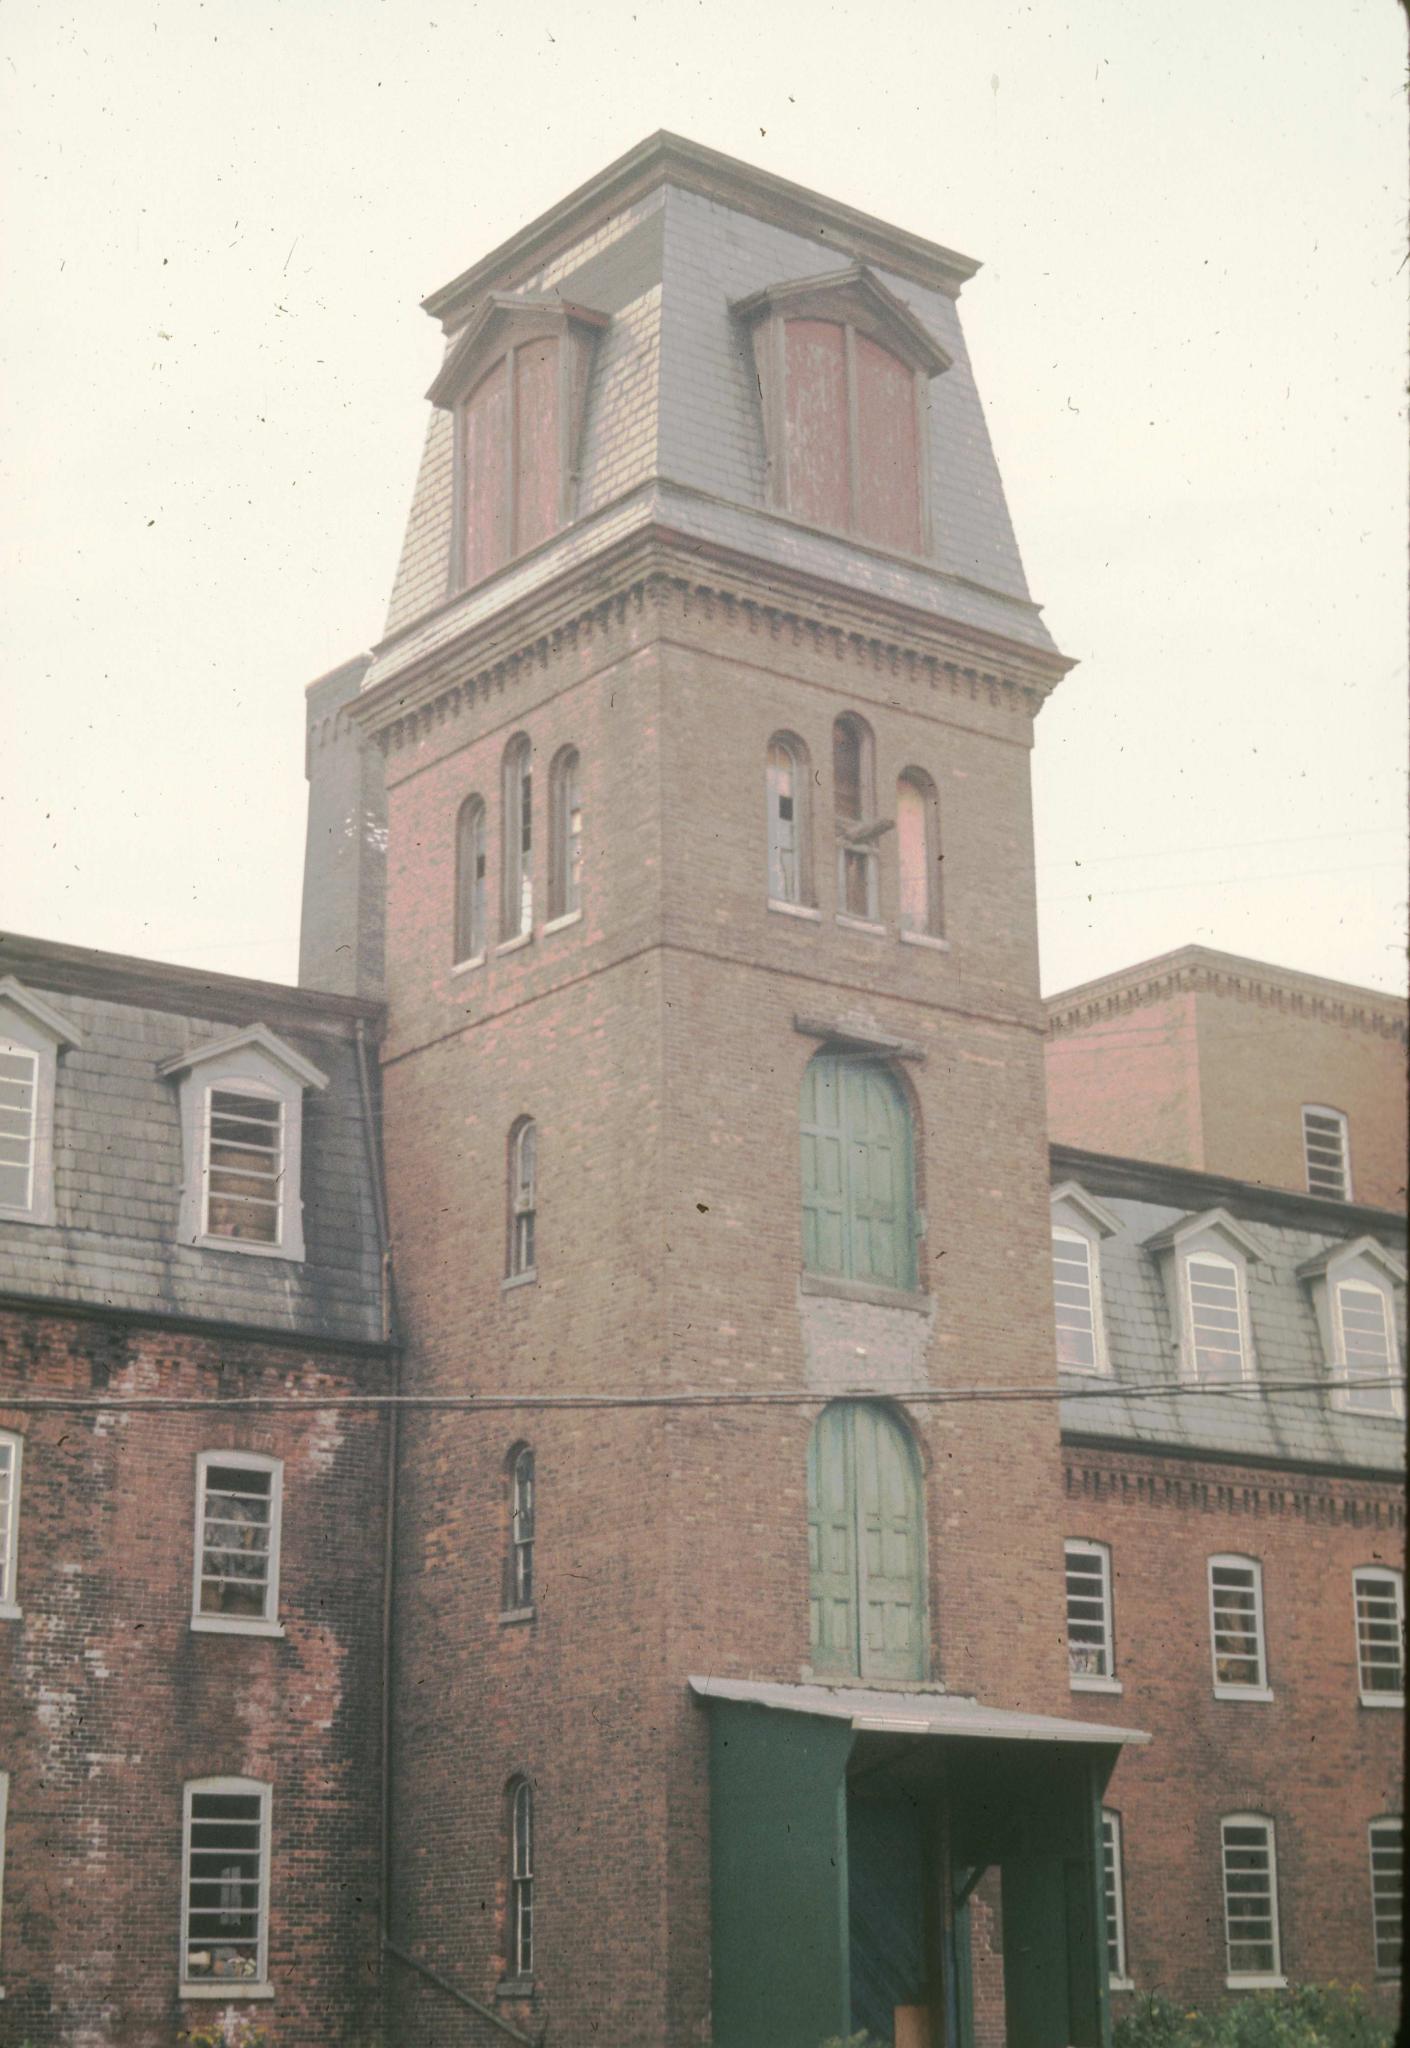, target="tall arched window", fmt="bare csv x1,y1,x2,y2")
833,715,879,922
507,1777,534,1980
548,748,583,922
501,735,533,940
896,769,942,939
766,734,811,906
807,1401,925,1681
801,1052,917,1291
506,1445,535,1610
507,1117,537,1279
454,796,487,963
